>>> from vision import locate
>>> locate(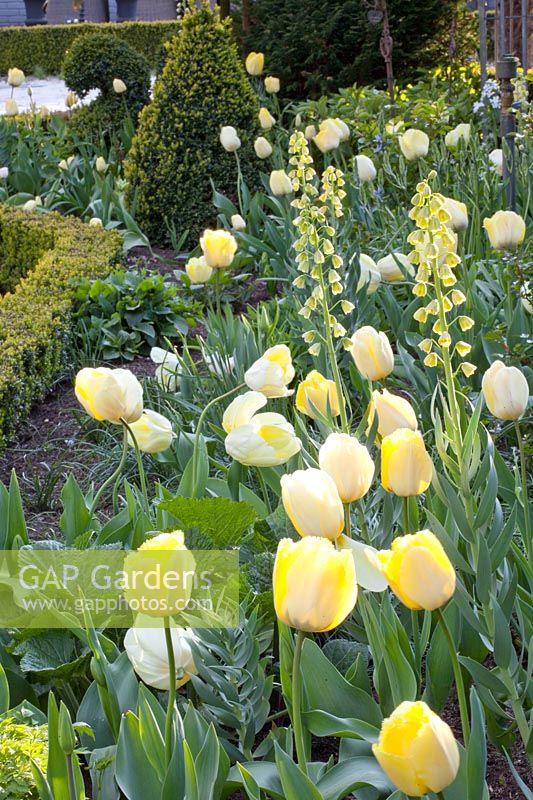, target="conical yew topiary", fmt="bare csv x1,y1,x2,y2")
126,3,261,246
